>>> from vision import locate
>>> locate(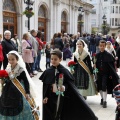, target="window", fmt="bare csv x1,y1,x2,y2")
112,18,114,26
113,0,117,4
104,7,107,14
91,19,96,26
91,9,96,14
3,0,16,12
115,18,118,26
38,5,46,18
113,6,114,13
116,6,118,13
